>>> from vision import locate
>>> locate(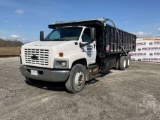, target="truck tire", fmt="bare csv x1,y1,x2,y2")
115,59,120,70
125,55,130,68
65,64,86,93
119,56,126,70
